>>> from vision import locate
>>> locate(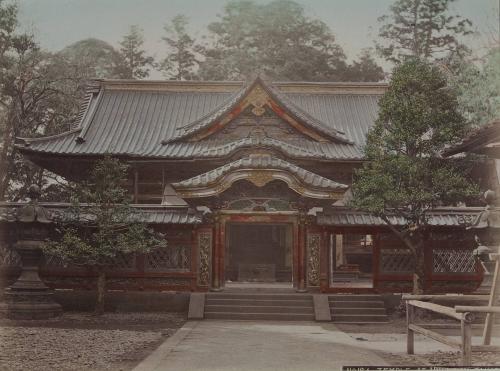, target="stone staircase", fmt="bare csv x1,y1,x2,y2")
329,294,389,323
204,292,315,321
